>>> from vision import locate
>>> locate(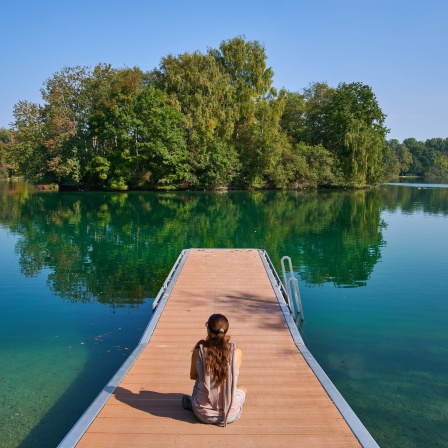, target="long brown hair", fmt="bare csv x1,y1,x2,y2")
195,314,231,386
